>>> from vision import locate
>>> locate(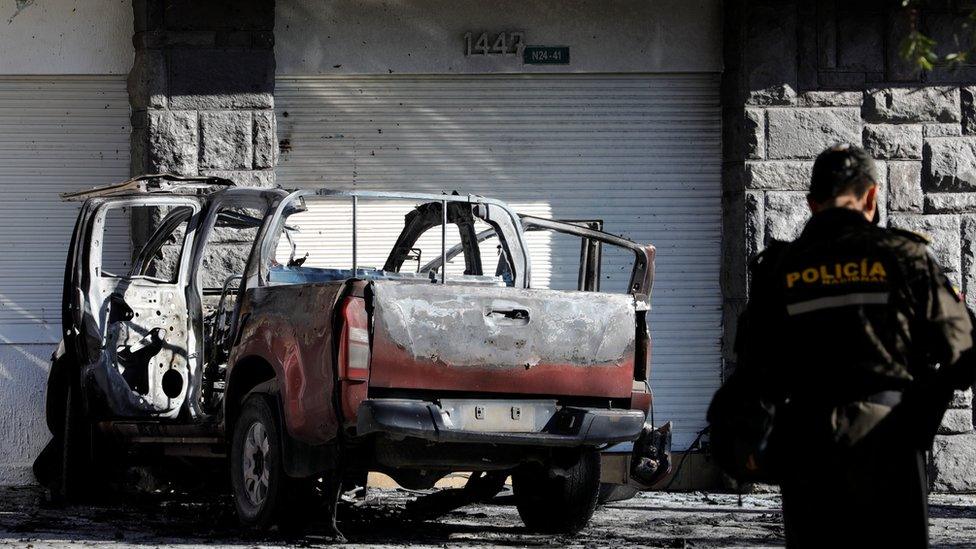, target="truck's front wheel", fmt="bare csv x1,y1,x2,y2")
231,395,313,530
513,448,601,533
